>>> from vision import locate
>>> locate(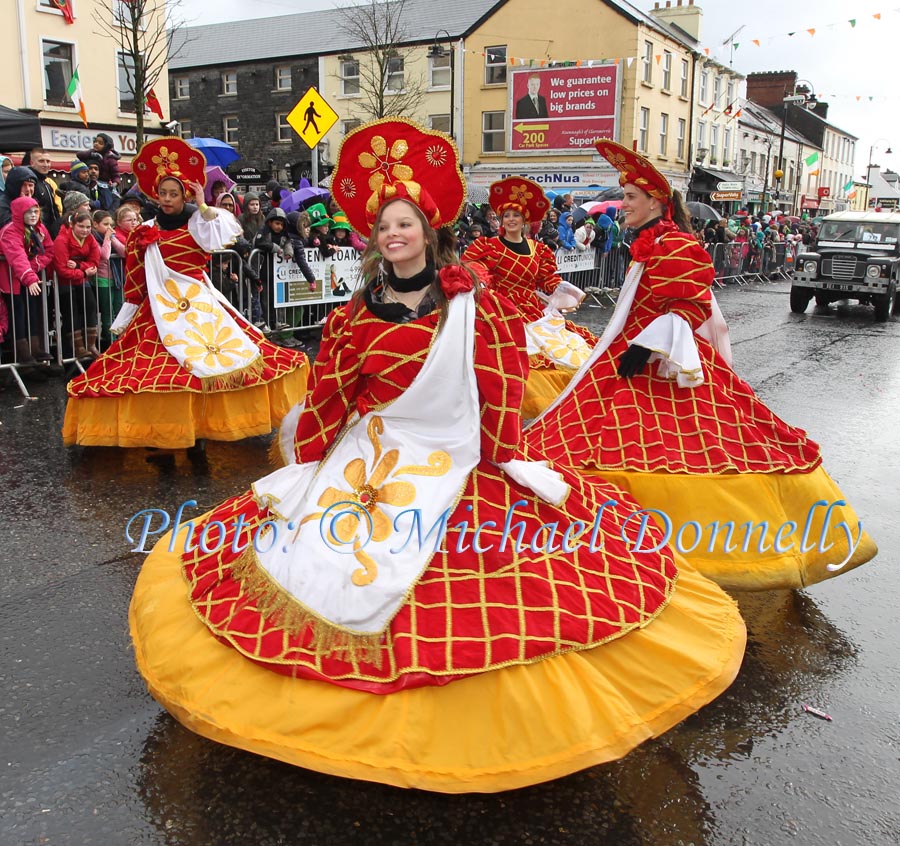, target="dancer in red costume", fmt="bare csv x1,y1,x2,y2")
62,138,308,449
464,177,595,417
129,120,745,792
525,139,877,590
